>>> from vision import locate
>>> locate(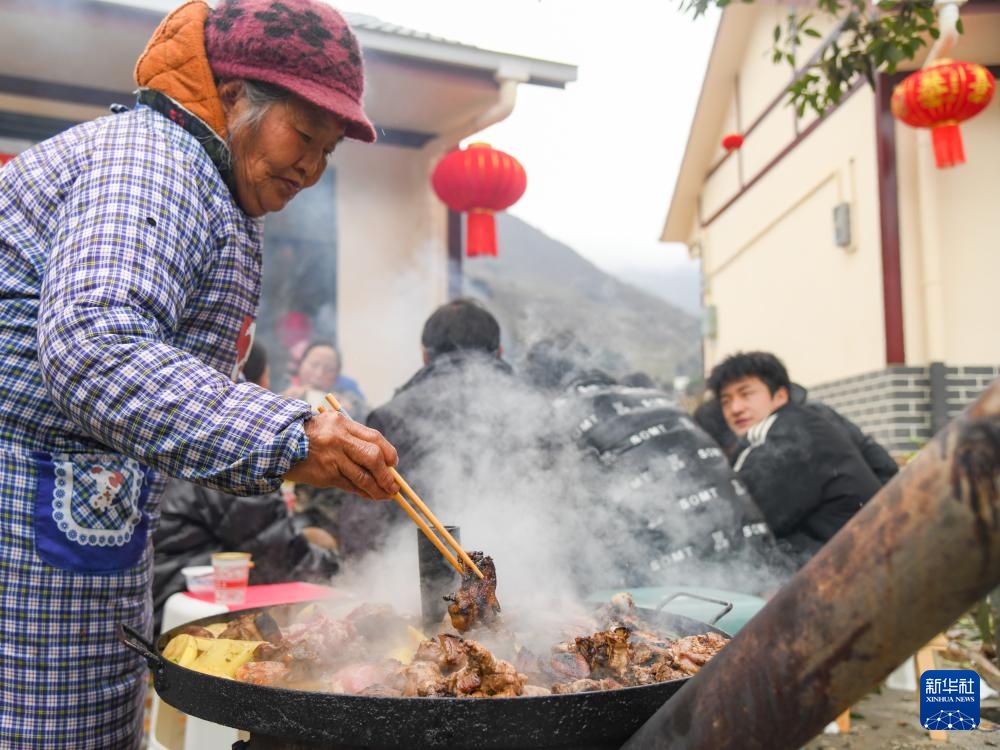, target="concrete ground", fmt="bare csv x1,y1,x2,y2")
805,687,999,749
